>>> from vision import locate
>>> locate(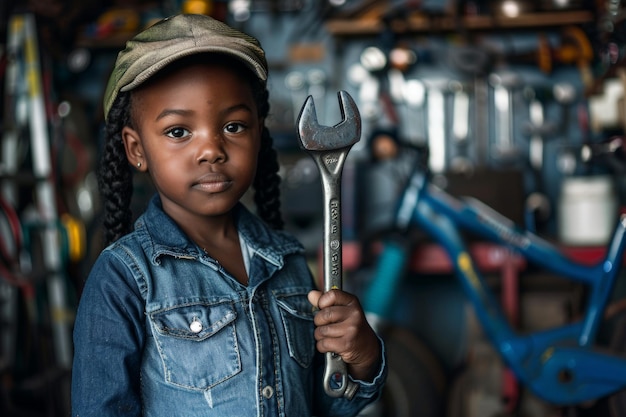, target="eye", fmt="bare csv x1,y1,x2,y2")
224,122,245,134
165,127,190,139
